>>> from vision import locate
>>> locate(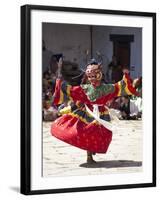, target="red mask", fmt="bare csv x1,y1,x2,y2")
85,64,102,87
